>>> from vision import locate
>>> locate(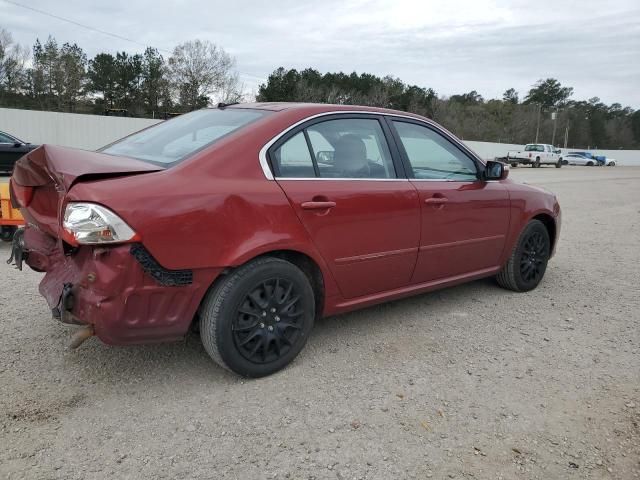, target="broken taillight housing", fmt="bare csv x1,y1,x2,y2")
62,202,139,245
